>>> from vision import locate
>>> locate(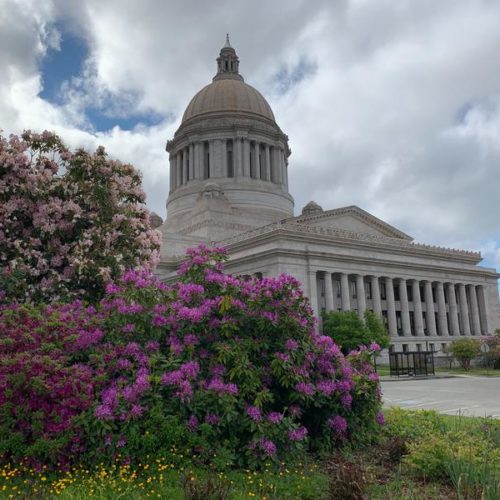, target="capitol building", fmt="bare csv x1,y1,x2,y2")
157,38,500,353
